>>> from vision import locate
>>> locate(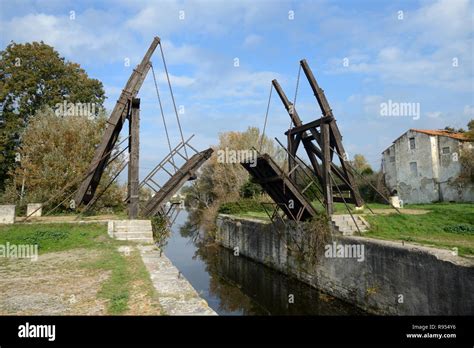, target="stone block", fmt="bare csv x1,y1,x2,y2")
0,205,15,224
26,203,42,217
